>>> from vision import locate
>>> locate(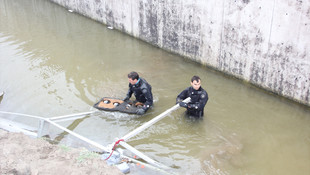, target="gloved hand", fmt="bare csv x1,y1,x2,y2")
123,96,130,102
188,103,198,109
179,102,188,108
136,108,145,115
142,105,148,111
176,98,182,104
